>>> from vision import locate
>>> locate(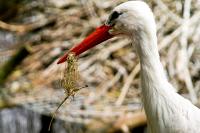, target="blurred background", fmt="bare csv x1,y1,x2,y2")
0,0,200,133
